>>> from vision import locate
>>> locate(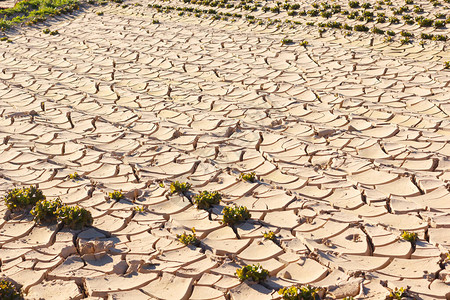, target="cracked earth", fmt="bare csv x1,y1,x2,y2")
1,0,450,299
